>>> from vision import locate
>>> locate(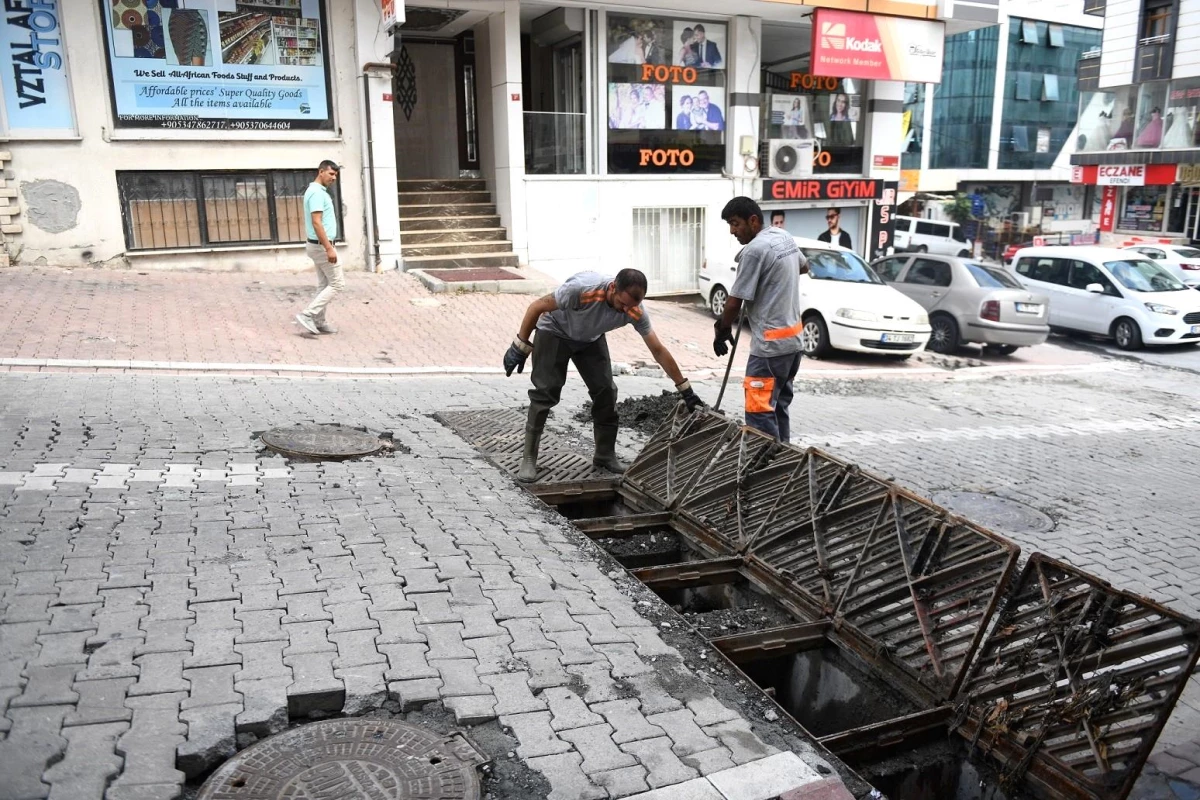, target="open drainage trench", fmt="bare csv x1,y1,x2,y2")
436,405,1200,800
559,497,1020,800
